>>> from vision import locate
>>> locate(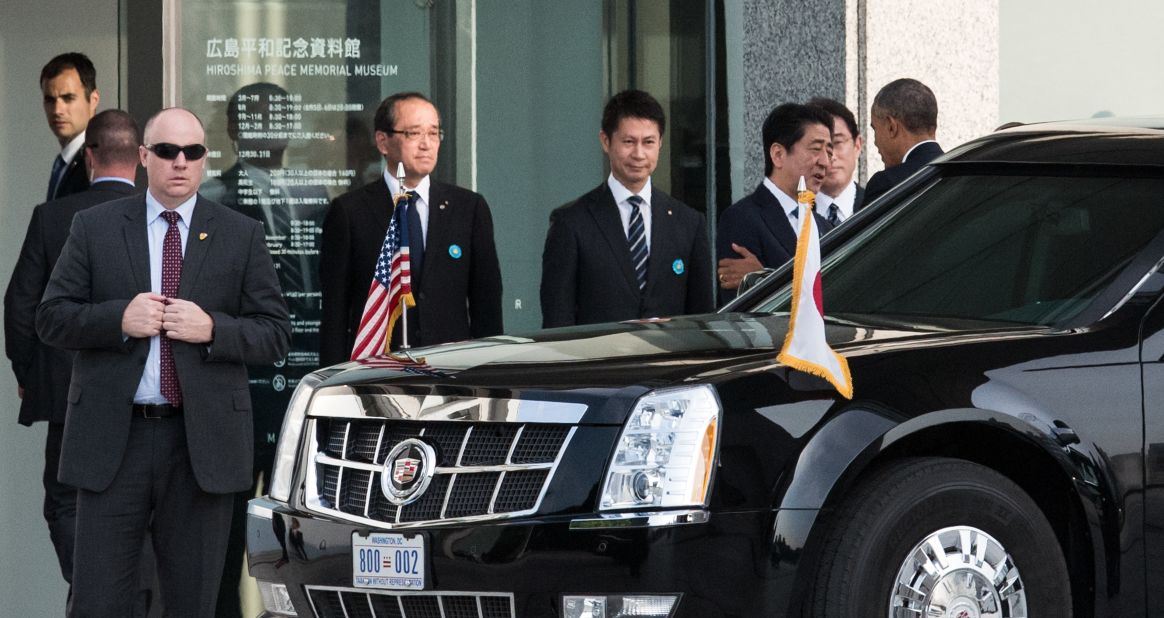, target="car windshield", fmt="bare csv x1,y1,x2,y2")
750,169,1164,327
